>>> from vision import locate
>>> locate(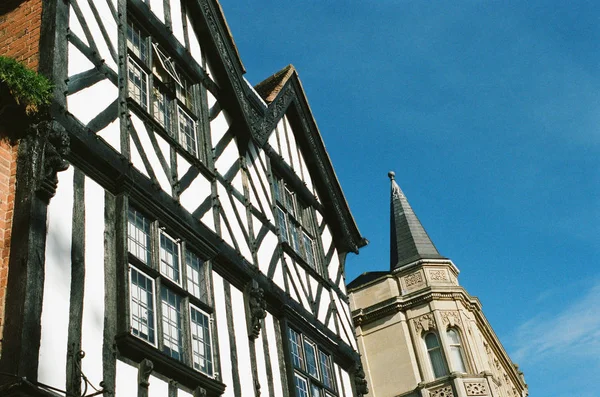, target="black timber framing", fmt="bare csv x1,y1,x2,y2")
56,105,360,365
